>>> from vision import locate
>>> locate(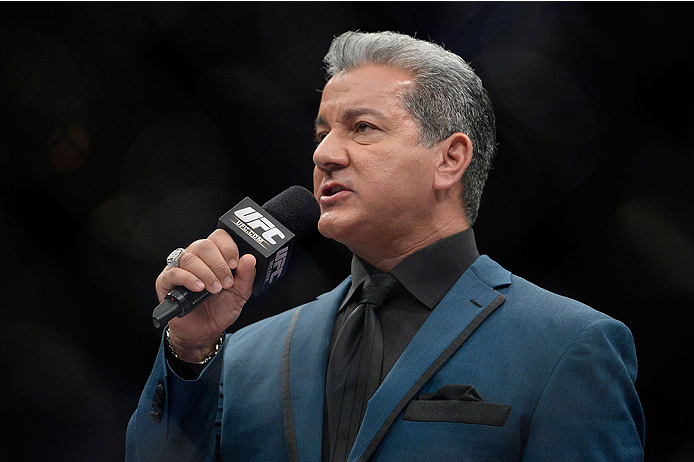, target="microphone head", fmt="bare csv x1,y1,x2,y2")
262,185,320,239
